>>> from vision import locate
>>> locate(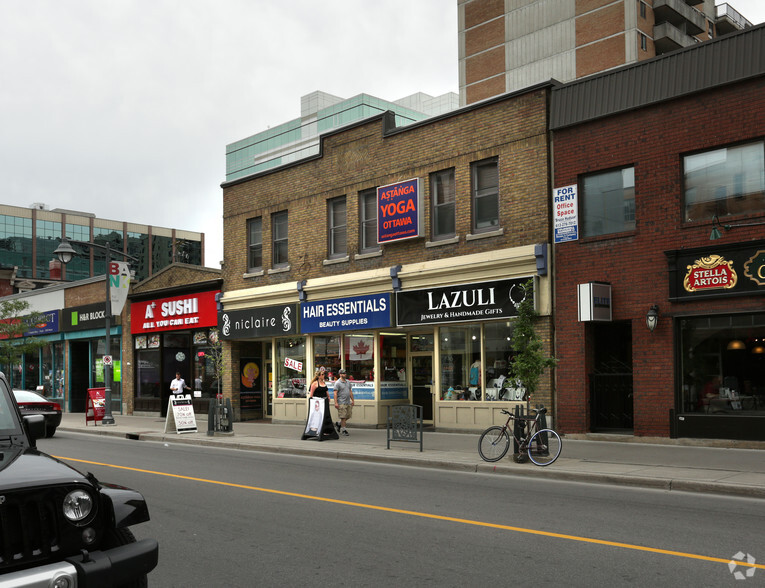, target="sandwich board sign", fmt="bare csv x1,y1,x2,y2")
164,394,198,434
